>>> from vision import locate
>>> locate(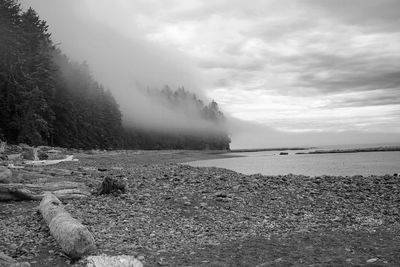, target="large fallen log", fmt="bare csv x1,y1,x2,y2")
86,255,143,267
39,193,95,259
0,181,90,201
24,155,78,166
